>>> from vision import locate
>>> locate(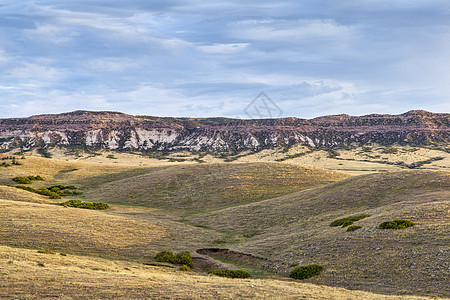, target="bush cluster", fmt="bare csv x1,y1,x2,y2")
62,199,109,210
209,269,252,278
289,264,324,280
154,251,194,267
15,185,61,199
379,219,415,229
47,185,82,196
330,214,370,227
12,175,45,184
14,184,81,199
